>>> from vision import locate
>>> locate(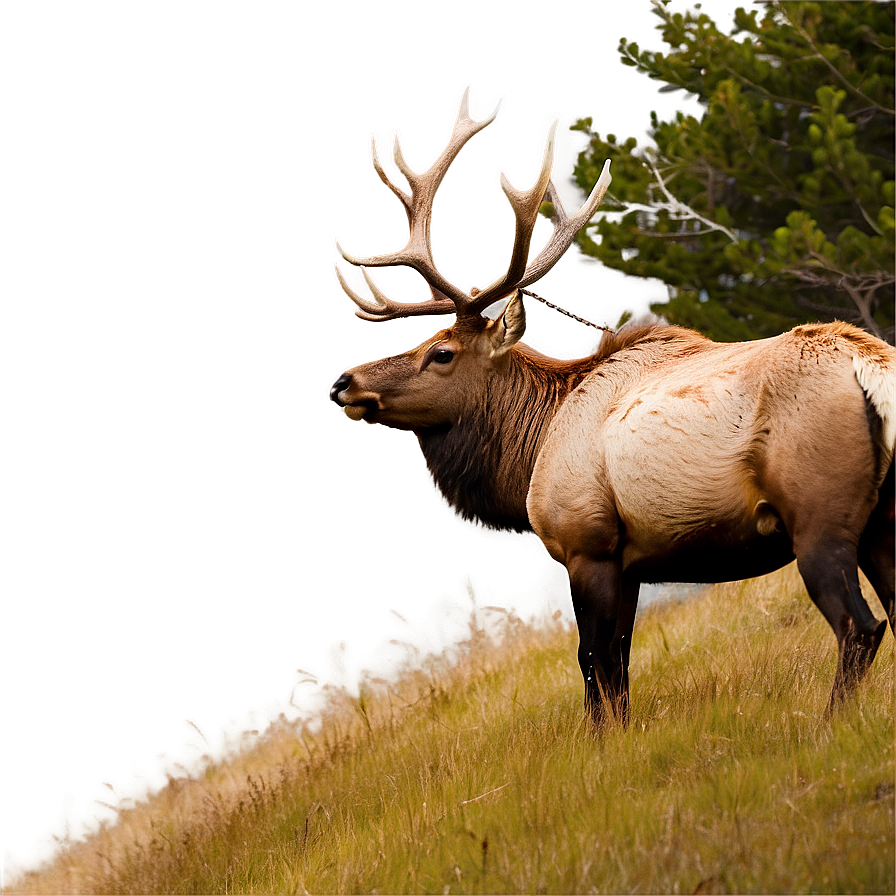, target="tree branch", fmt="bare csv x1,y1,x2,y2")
773,1,896,116
650,162,739,243
784,260,892,337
